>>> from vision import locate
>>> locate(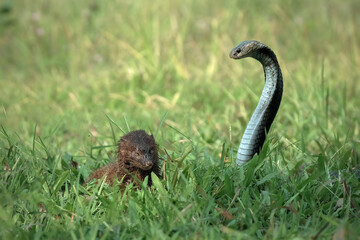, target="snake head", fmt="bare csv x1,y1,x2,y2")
229,40,264,59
